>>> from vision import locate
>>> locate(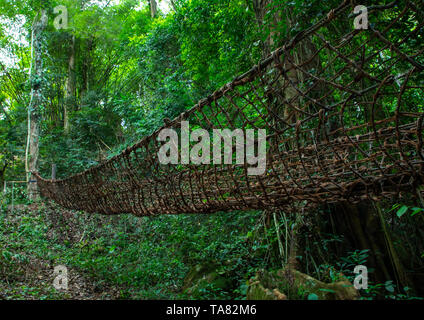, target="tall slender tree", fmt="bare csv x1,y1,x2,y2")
25,10,48,199
150,0,158,18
